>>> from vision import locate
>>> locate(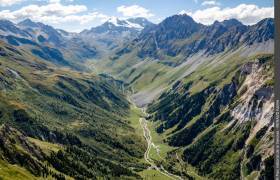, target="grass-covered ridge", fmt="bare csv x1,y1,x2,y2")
0,40,148,179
